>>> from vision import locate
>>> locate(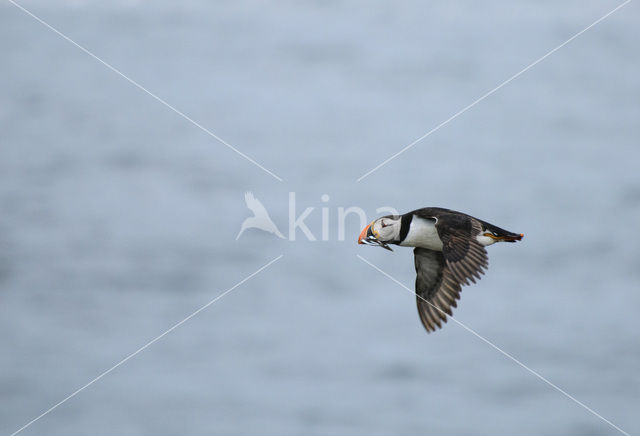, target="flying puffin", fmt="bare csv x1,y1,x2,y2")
358,207,523,333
